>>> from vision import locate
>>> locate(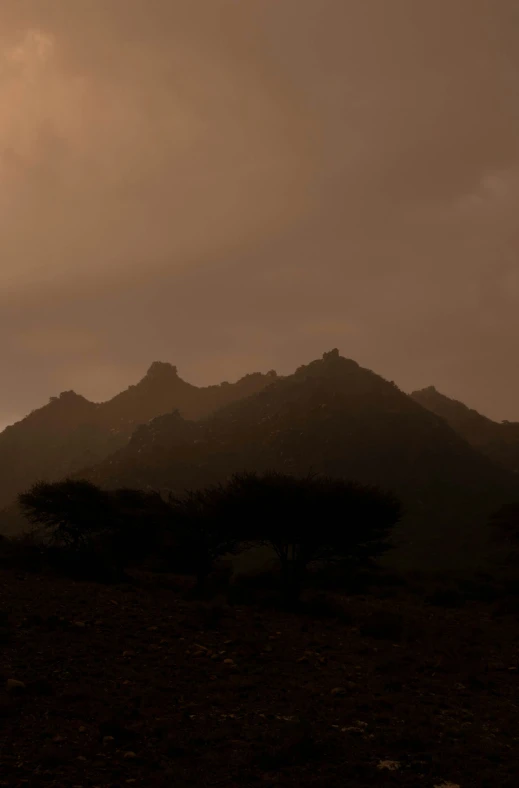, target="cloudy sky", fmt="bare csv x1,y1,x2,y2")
1,0,519,428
